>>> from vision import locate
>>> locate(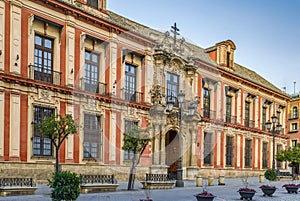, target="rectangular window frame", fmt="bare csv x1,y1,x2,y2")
203,88,210,118
86,0,99,9
203,132,213,165
166,72,179,107
262,142,268,169
83,113,102,161
124,120,139,161
244,101,251,127
225,135,234,166
34,34,54,84
33,106,55,156
244,139,252,168
84,50,100,93
124,64,137,102
225,95,232,123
